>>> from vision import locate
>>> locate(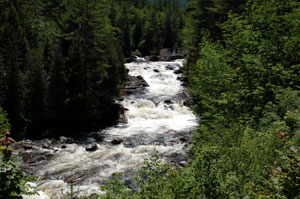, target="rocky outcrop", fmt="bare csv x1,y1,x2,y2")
124,75,149,90
159,48,187,61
